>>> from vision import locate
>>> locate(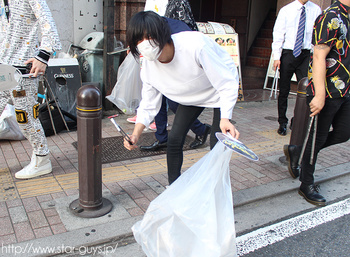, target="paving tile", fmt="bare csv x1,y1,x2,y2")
47,215,62,226
27,210,49,229
51,223,67,235
104,182,125,195
22,197,41,212
0,216,14,236
0,201,9,218
13,221,35,243
0,234,17,245
122,185,144,200
33,226,53,239
141,189,158,202
36,194,53,203
115,193,137,209
129,178,150,191
8,206,28,224
43,208,59,217
127,207,145,217
134,197,151,212
6,199,22,208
